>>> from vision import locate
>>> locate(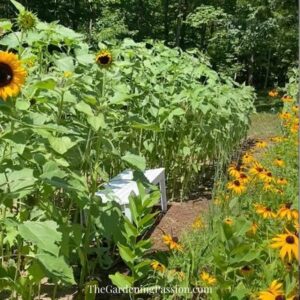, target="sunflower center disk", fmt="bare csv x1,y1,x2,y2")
98,55,110,64
275,295,286,300
0,63,13,87
285,236,295,244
